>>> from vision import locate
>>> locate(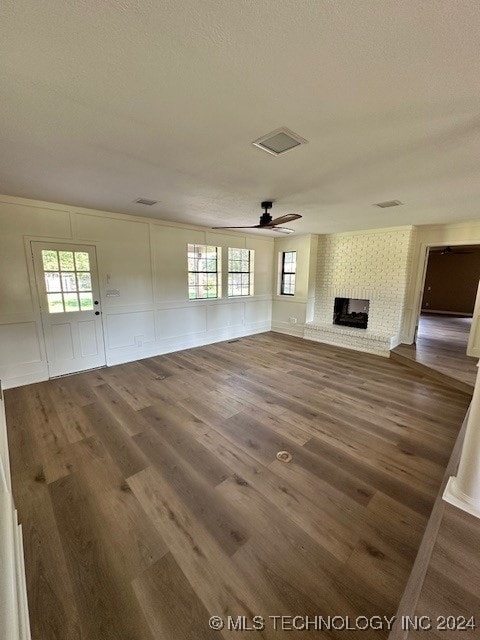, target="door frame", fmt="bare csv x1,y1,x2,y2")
24,235,107,378
411,241,480,349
